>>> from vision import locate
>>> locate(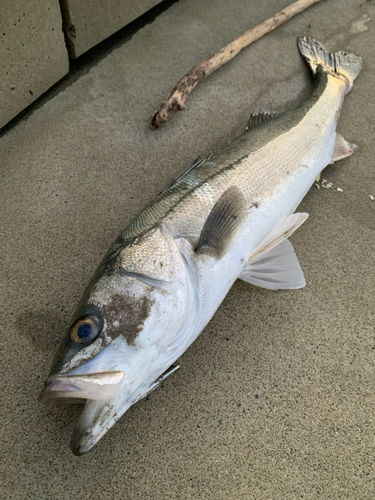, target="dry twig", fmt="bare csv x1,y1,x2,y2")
150,0,322,129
